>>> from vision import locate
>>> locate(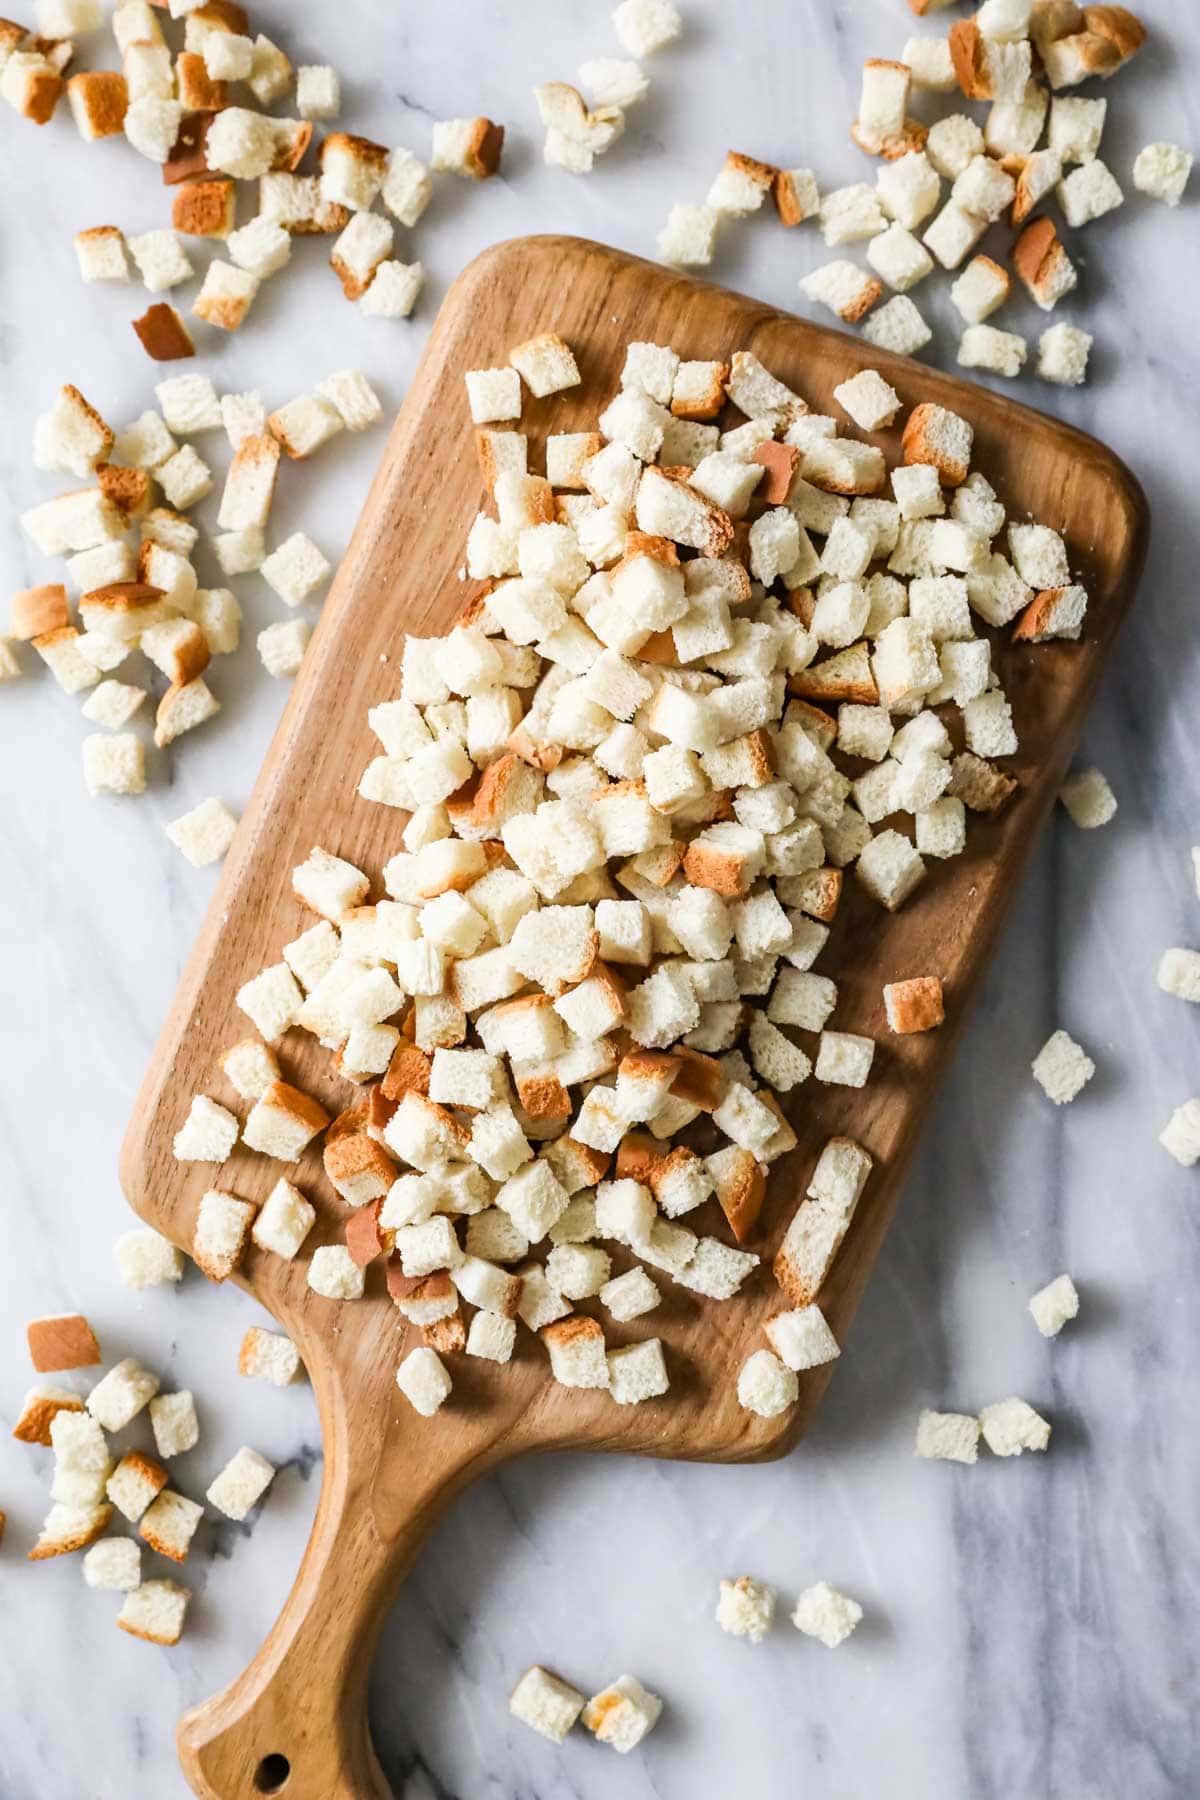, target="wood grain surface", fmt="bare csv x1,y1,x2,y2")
117,235,1148,1800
